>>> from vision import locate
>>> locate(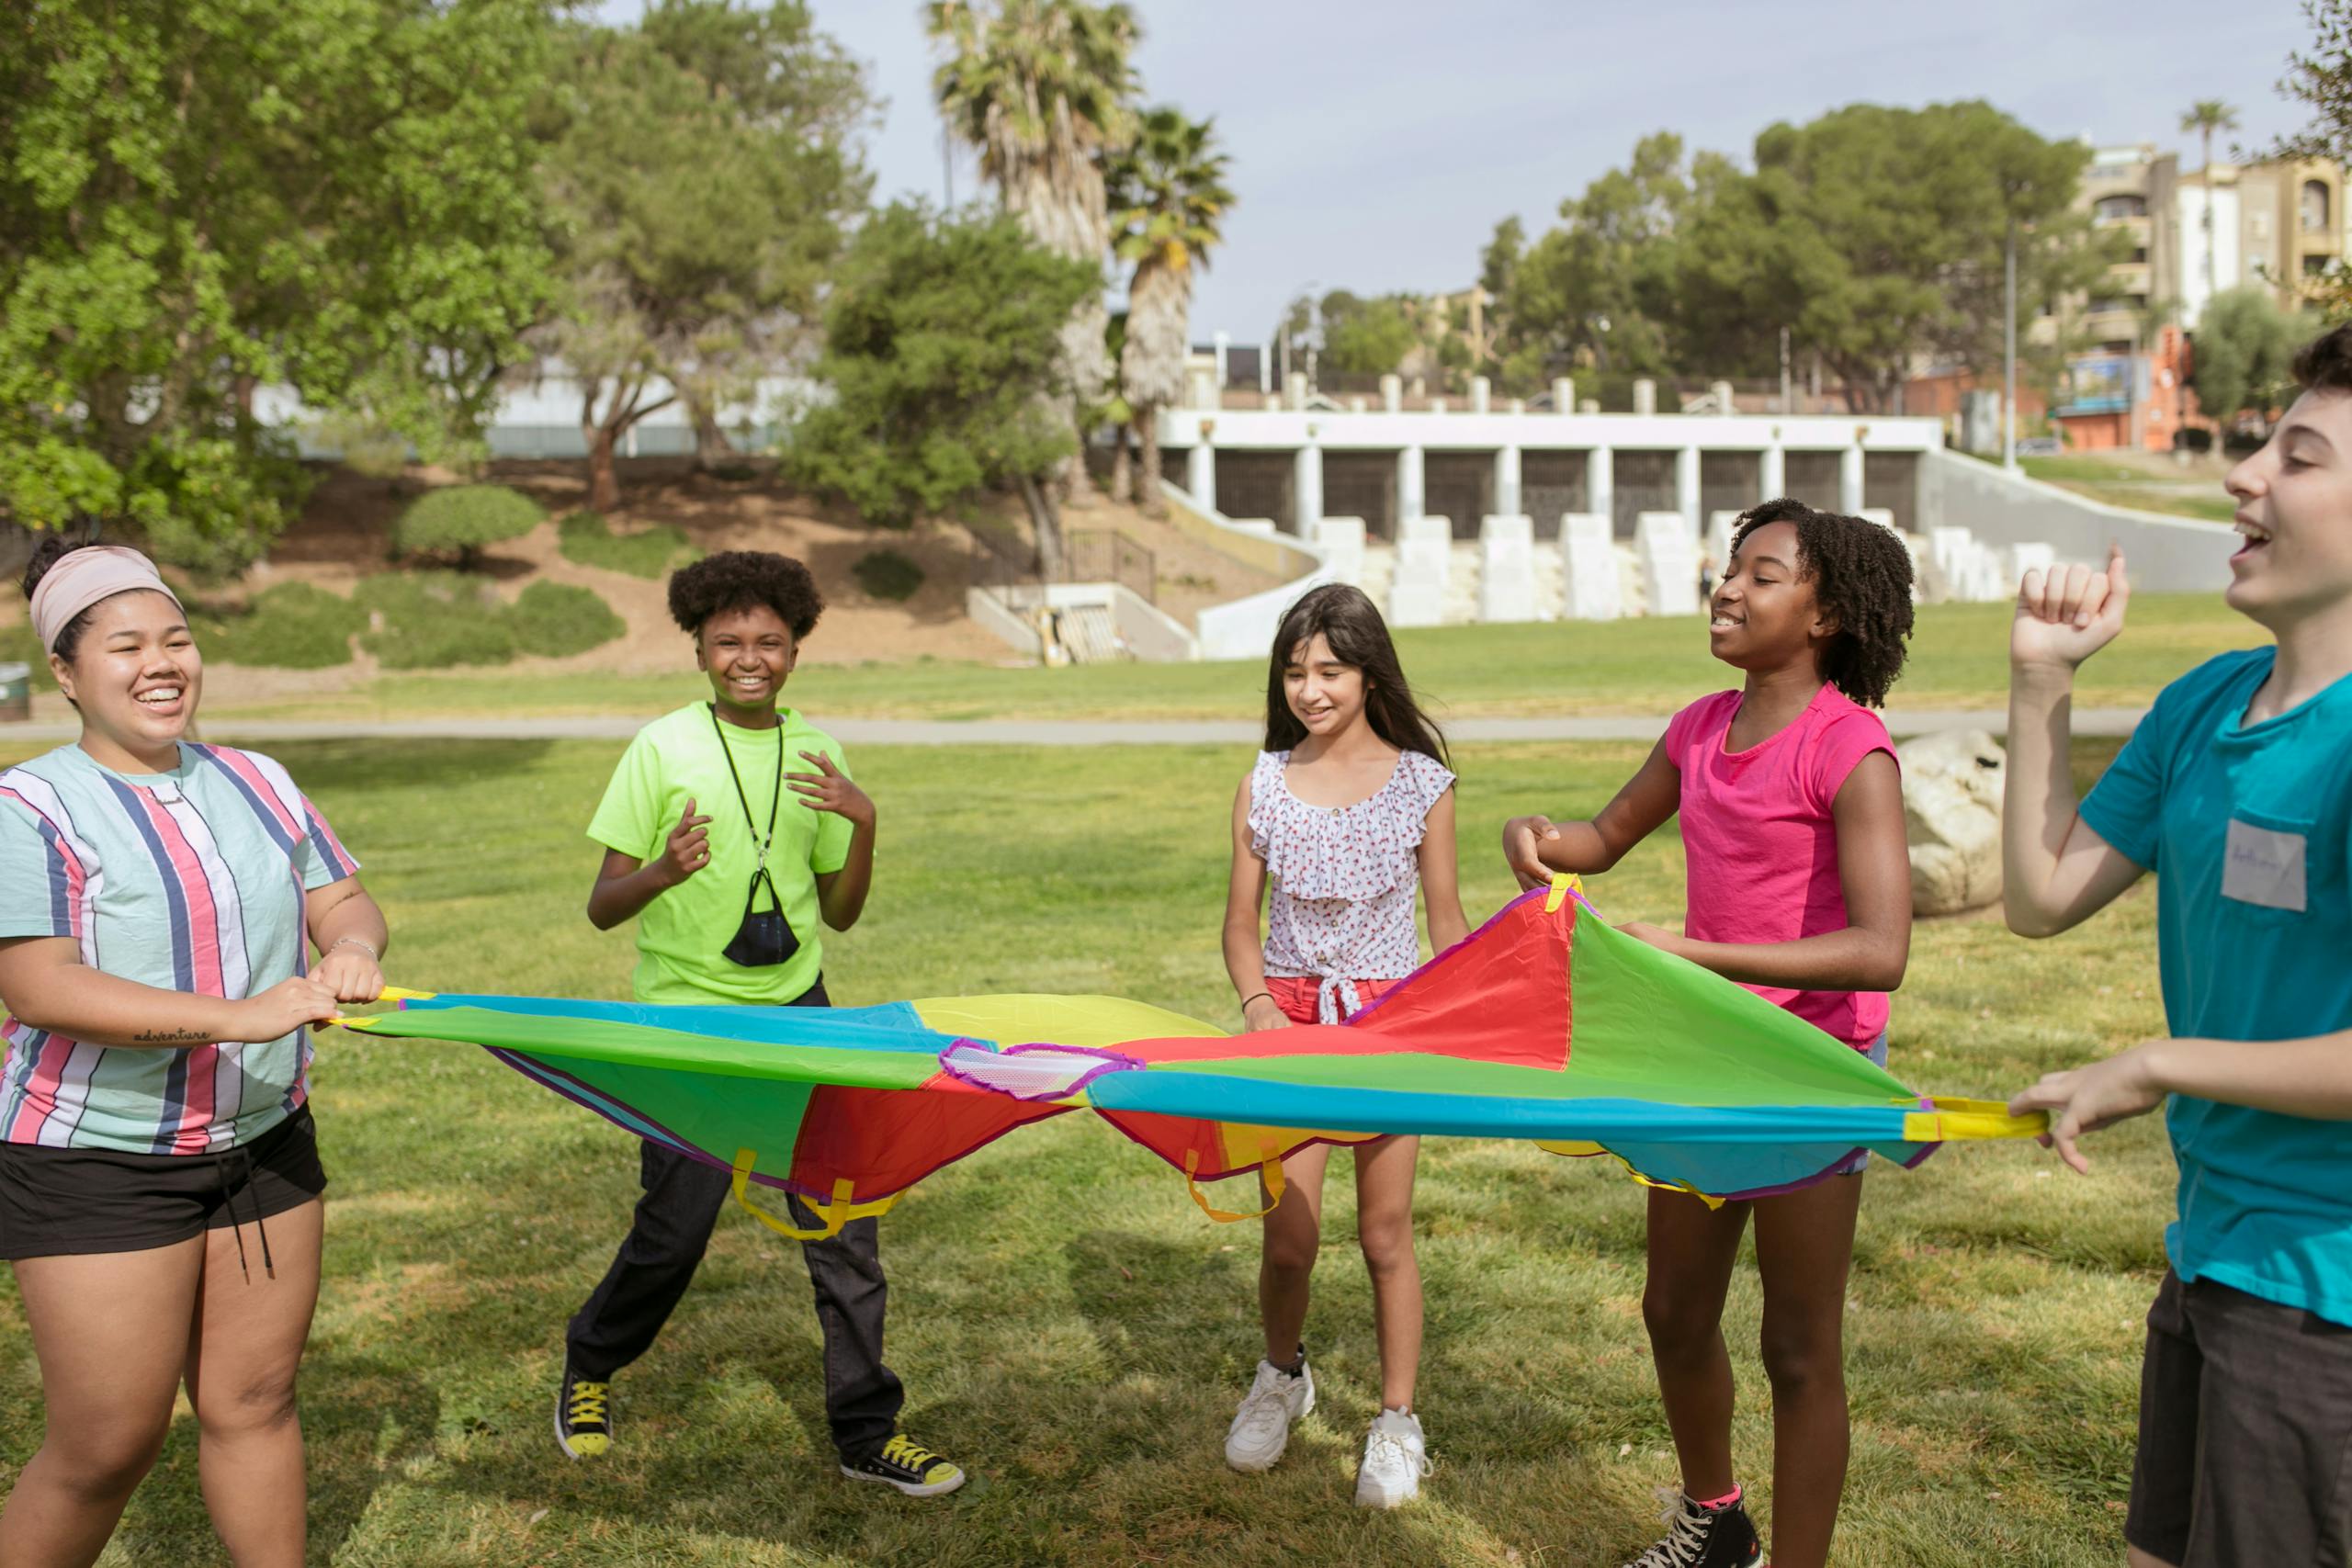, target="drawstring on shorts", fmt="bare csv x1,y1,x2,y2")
211,1146,276,1282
